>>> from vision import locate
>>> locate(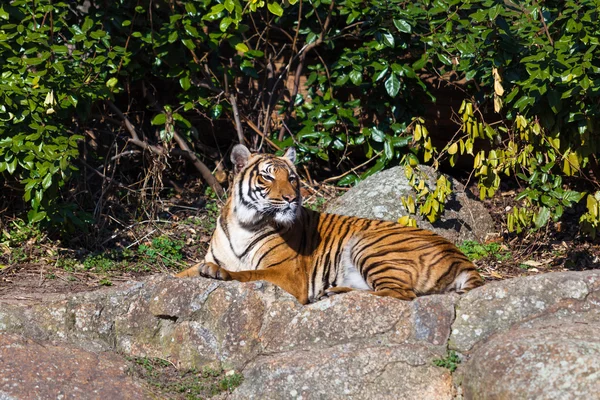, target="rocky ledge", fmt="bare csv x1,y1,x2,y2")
1,270,599,399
